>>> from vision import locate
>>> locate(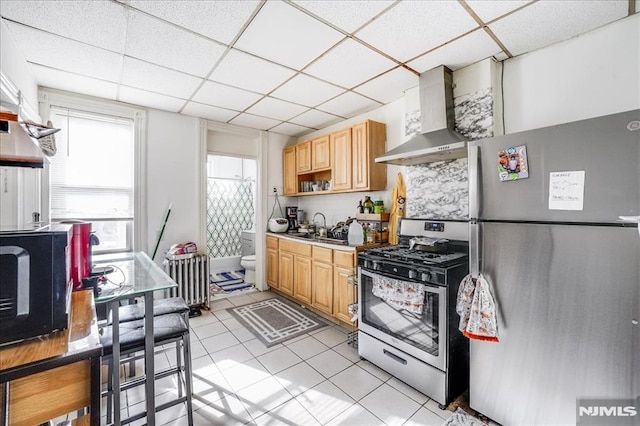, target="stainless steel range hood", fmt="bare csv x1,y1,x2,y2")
376,65,467,165
0,112,46,168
